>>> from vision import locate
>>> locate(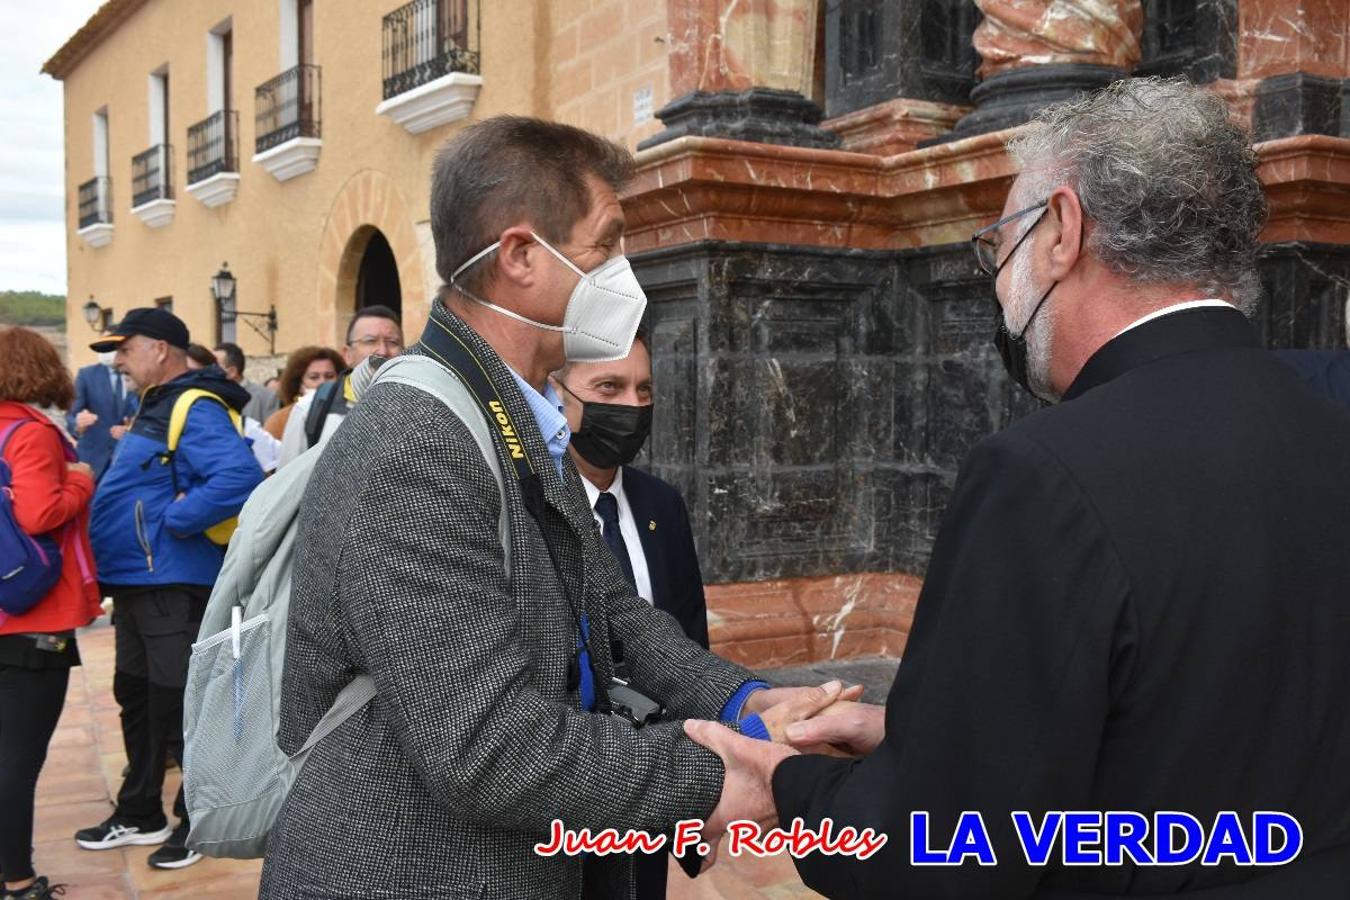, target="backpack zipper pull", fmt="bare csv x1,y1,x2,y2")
231,605,242,660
